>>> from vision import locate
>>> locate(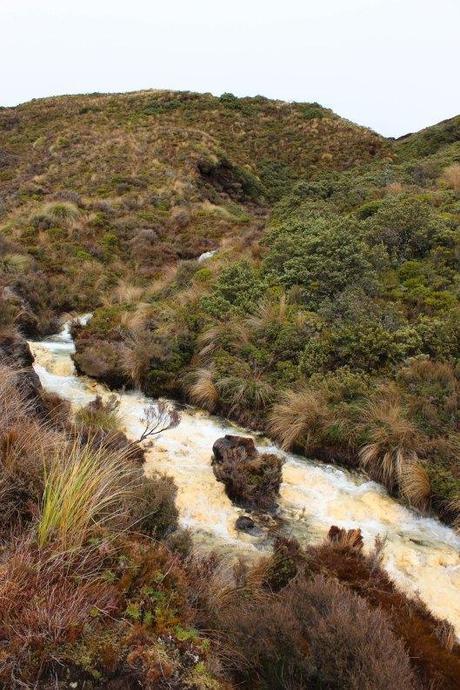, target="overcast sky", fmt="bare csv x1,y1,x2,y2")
2,0,459,137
